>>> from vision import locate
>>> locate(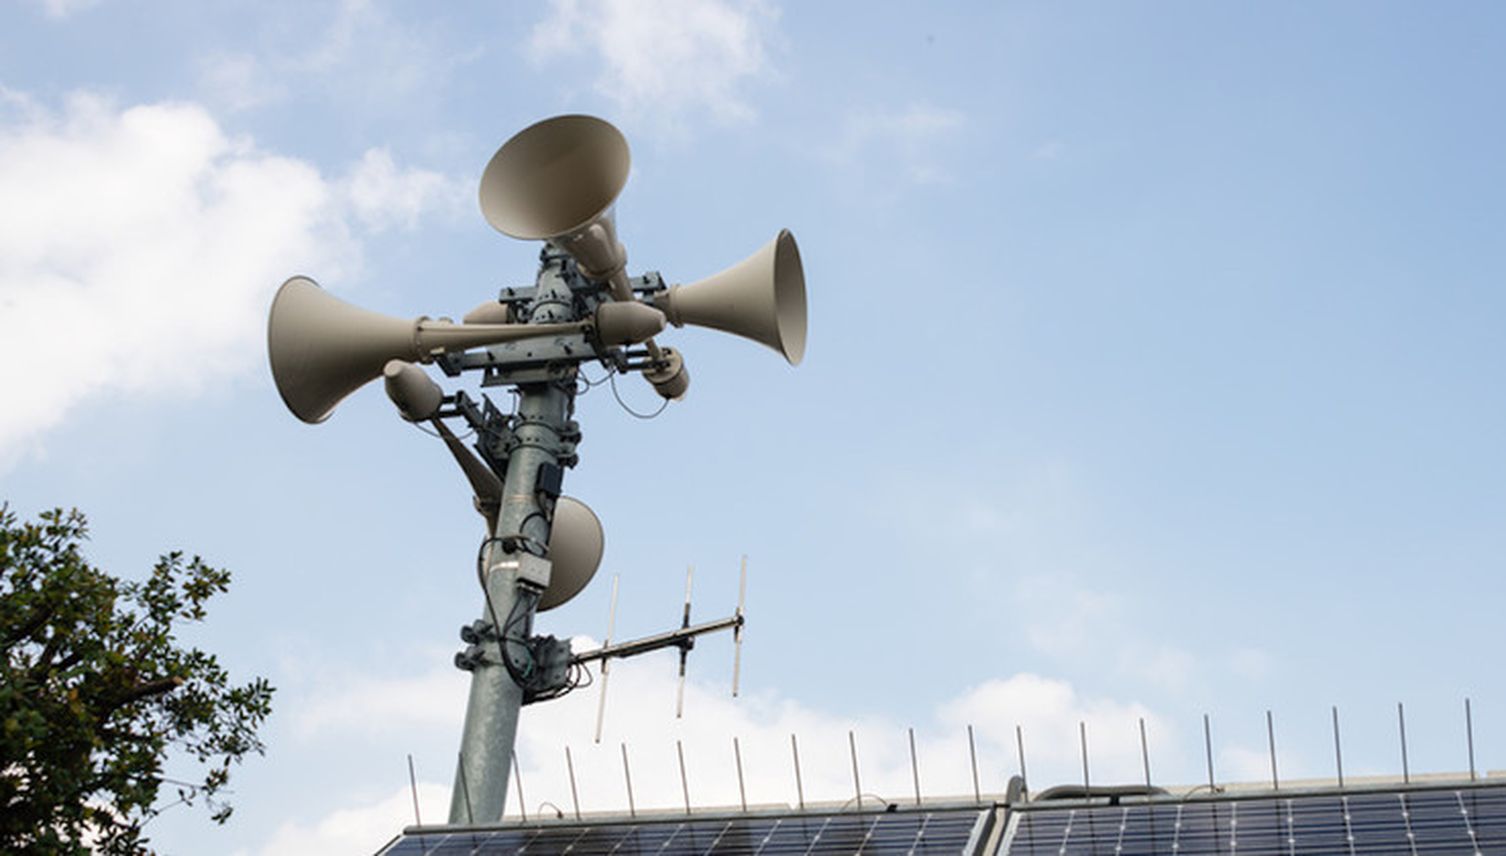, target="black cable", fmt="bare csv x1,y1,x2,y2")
578,366,613,388
472,534,590,703
474,536,537,686
503,587,542,682
515,511,551,547
608,371,669,419
575,367,613,397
